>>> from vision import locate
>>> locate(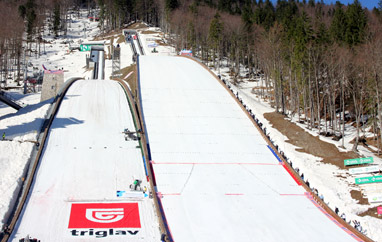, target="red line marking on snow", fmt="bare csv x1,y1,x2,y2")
225,193,244,196
281,162,302,185
124,71,134,79
304,192,364,242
